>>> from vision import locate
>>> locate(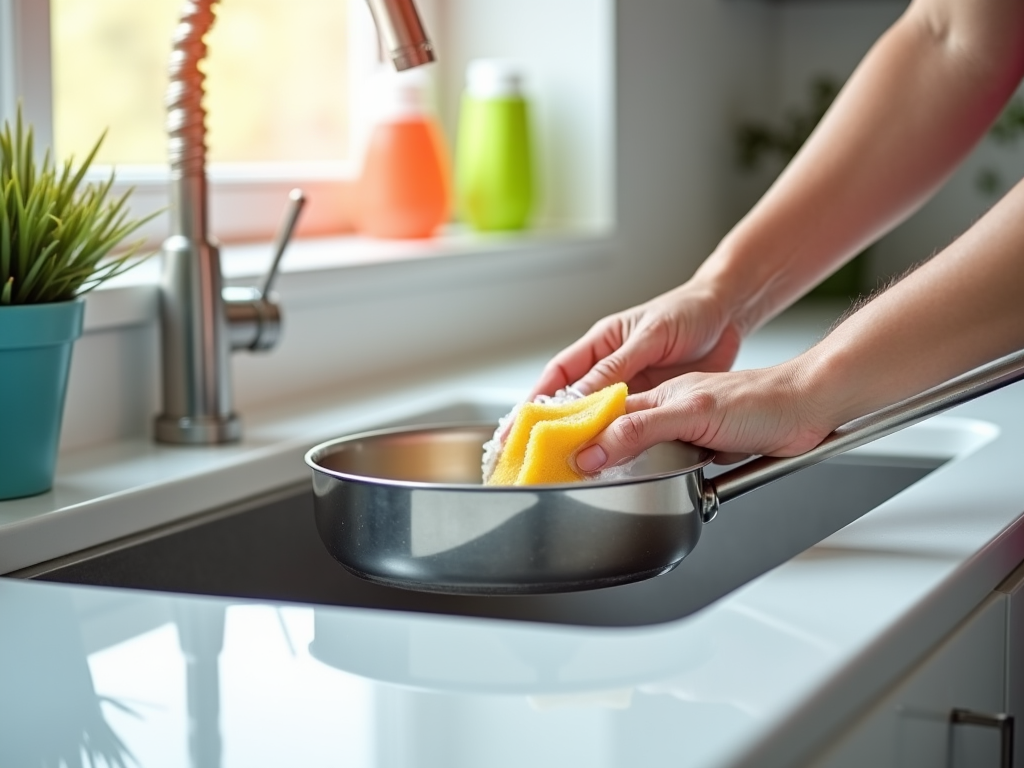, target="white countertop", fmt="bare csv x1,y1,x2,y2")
2,305,1024,768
